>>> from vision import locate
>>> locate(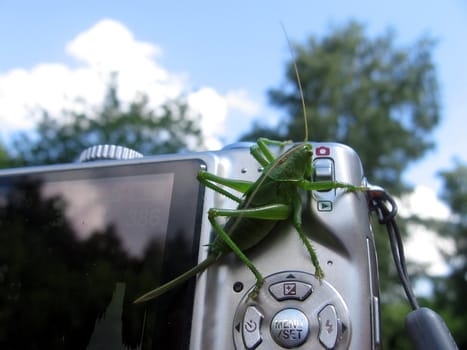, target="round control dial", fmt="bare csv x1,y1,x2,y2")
79,145,143,162
233,271,351,350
